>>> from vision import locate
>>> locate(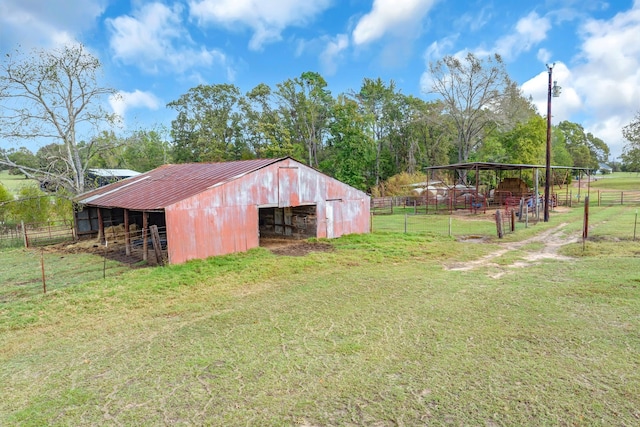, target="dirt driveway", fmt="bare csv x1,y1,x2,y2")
447,223,578,278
